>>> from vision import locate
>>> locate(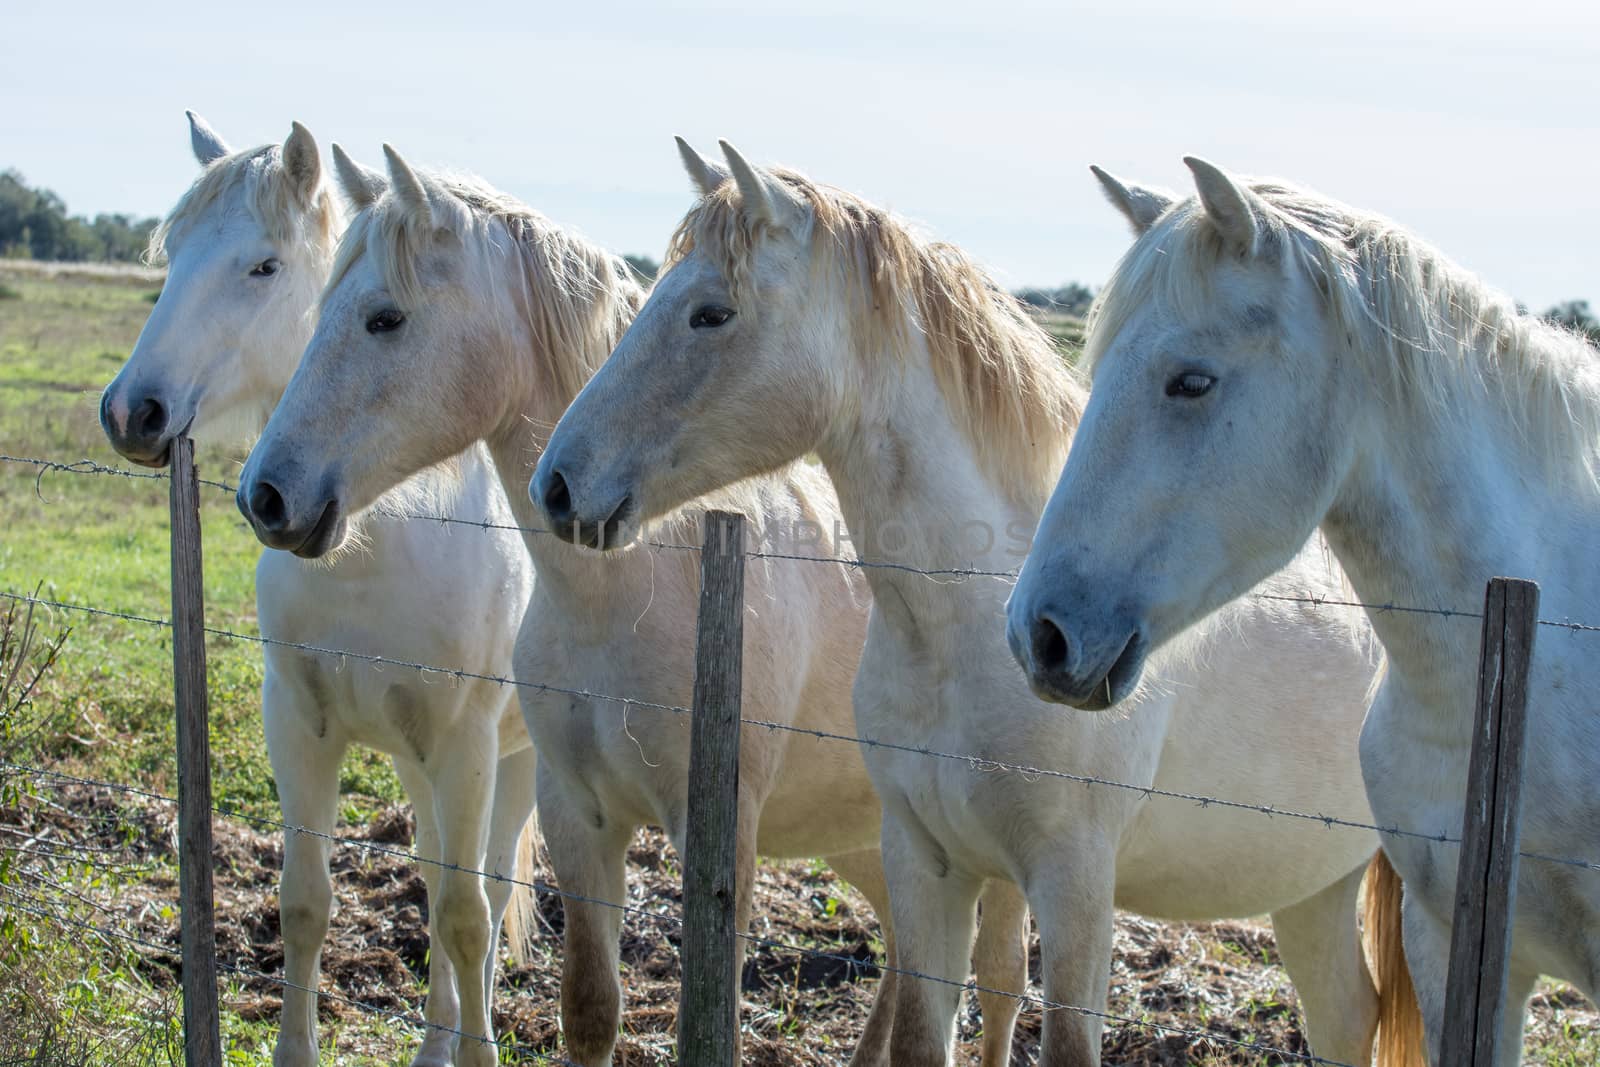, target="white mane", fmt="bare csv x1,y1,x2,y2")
146,143,339,265
1087,179,1600,488
669,170,1086,507
326,170,642,408
326,165,803,550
